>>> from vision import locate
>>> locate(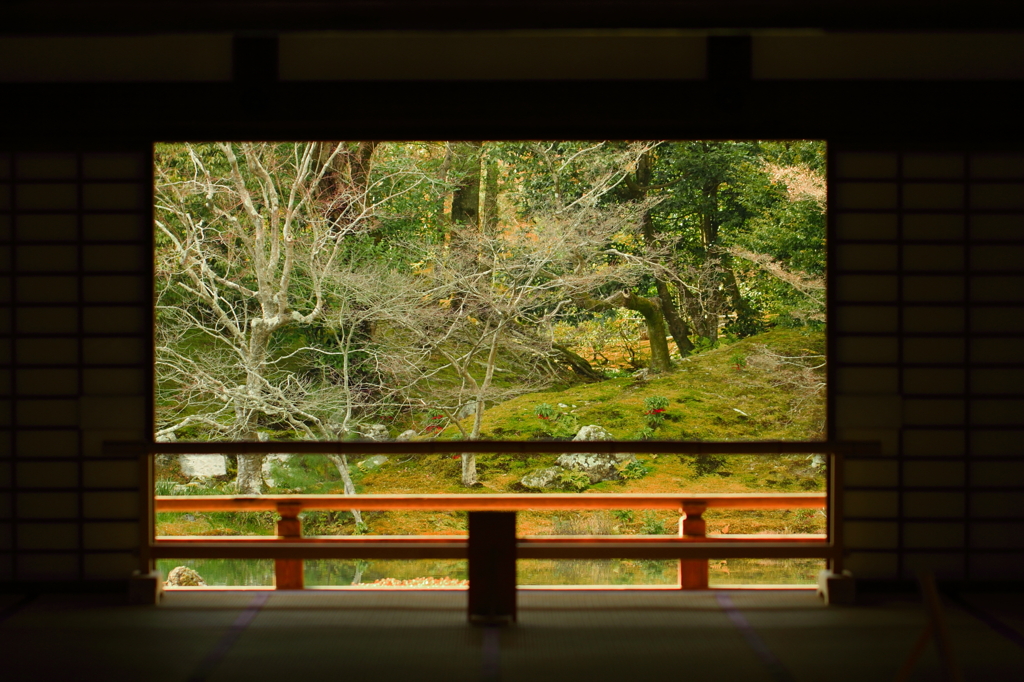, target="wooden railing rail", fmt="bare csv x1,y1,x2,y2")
153,493,833,591
114,439,877,456
154,492,827,512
